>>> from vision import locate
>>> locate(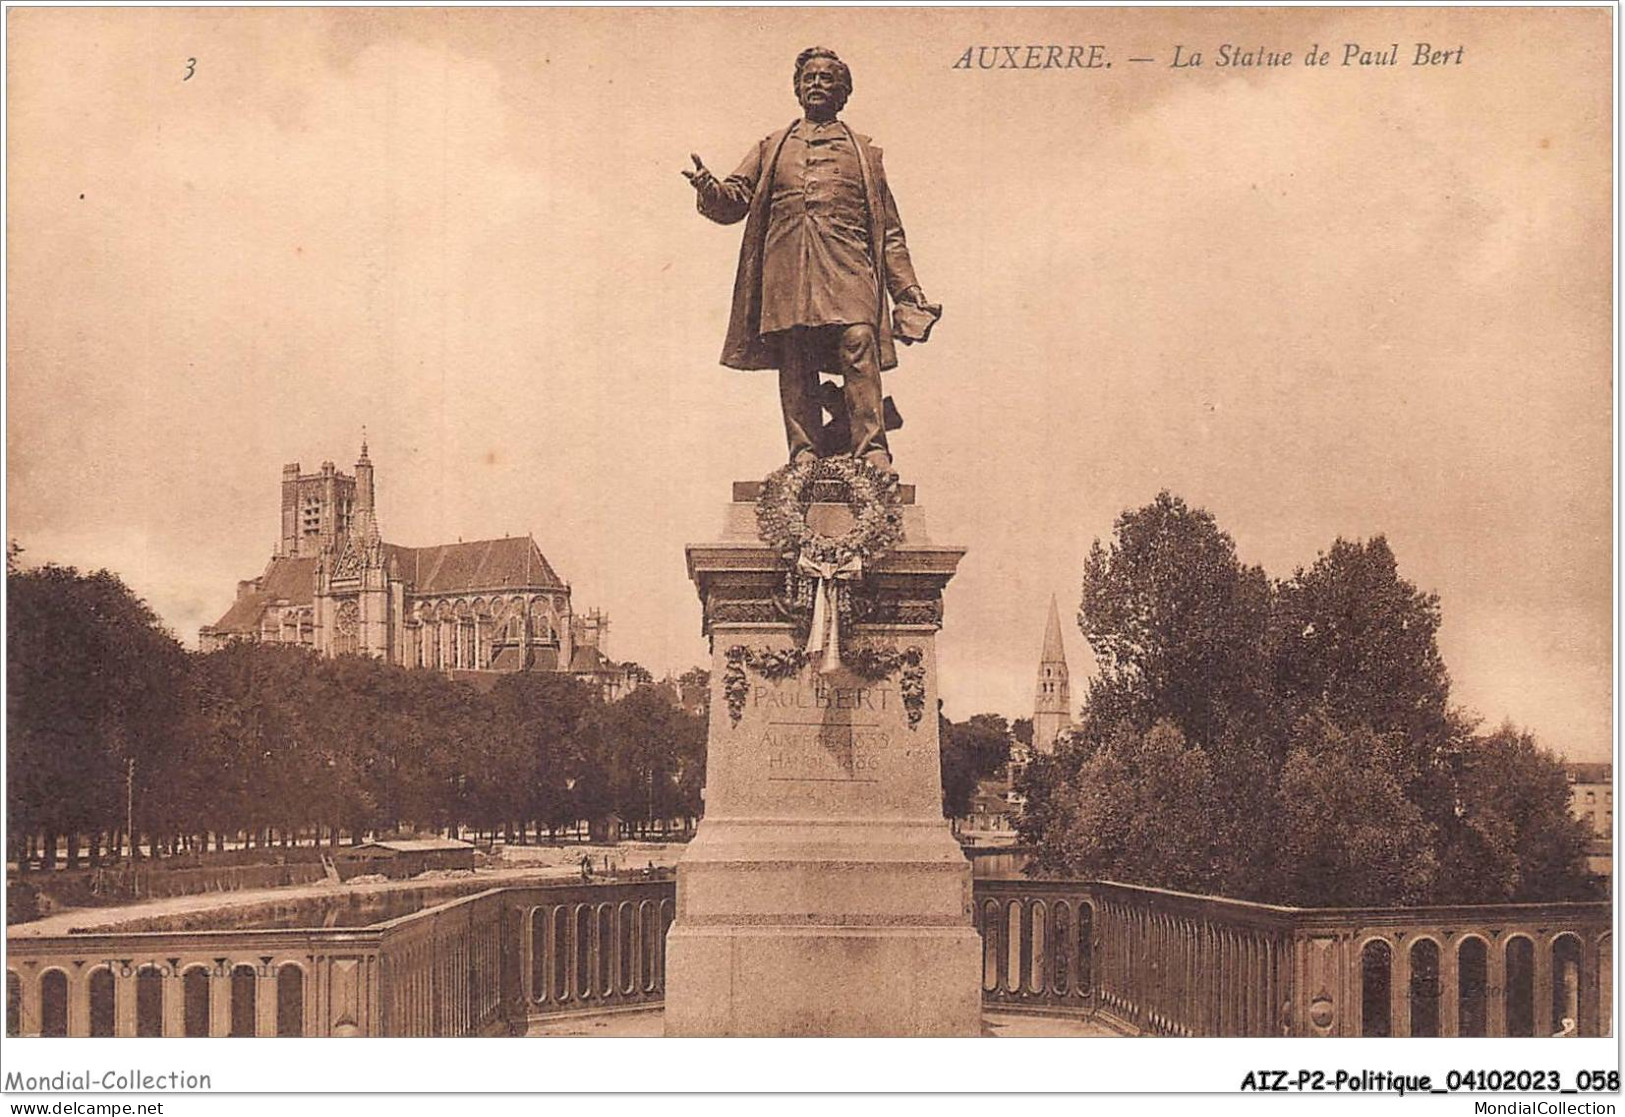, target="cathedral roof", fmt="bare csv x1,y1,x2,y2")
569,644,618,676
208,533,565,644
388,536,565,595
207,556,318,634
1041,594,1067,664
